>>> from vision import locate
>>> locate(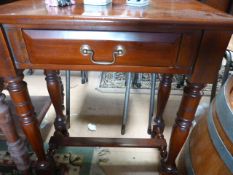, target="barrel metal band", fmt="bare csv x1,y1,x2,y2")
207,105,233,173
216,84,233,143
184,138,195,175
